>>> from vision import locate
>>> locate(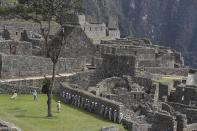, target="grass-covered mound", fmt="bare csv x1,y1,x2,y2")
0,95,125,131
